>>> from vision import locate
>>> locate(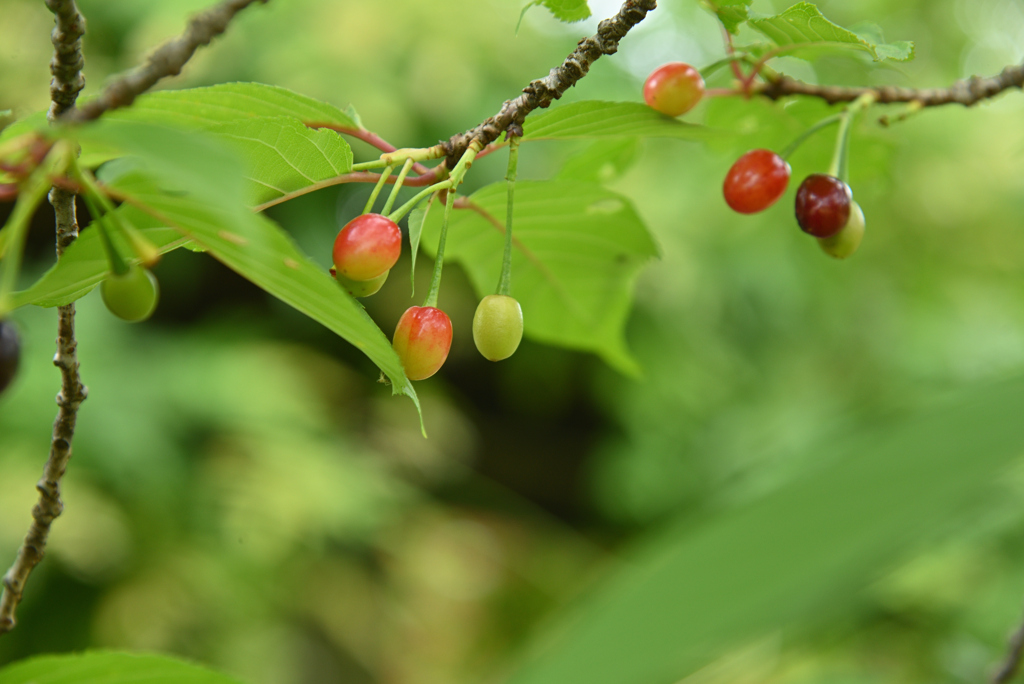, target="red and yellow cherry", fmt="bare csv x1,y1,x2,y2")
392,306,453,381
332,267,389,298
723,149,791,214
818,200,865,259
101,264,159,322
332,213,401,282
472,295,523,362
794,174,852,238
643,62,705,117
0,319,21,396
